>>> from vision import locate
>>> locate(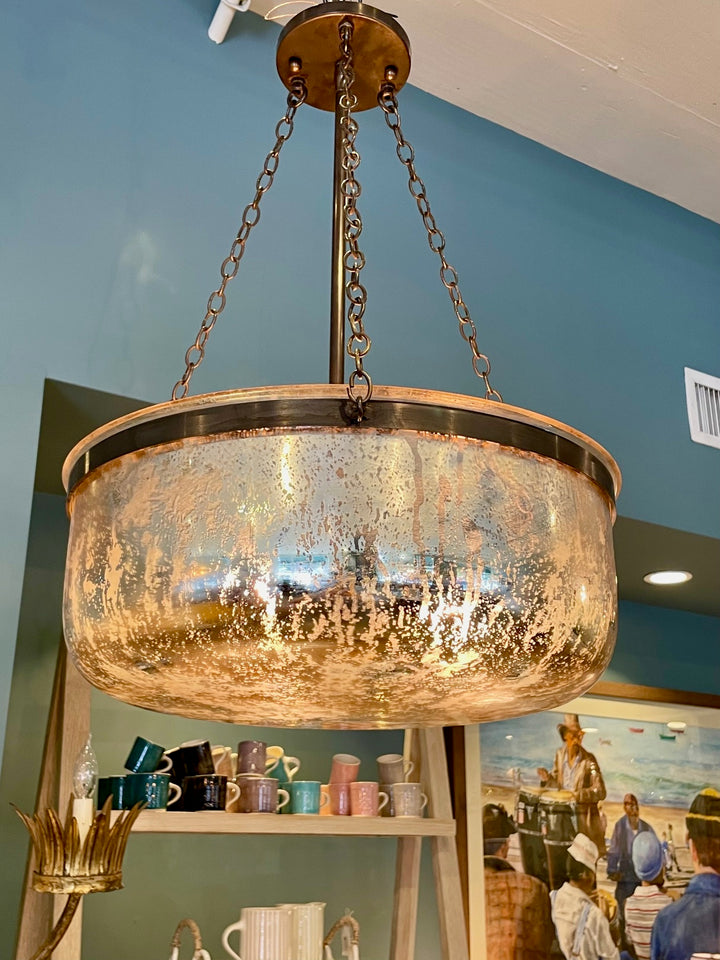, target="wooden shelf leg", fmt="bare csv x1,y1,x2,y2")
420,728,469,960
390,836,422,960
